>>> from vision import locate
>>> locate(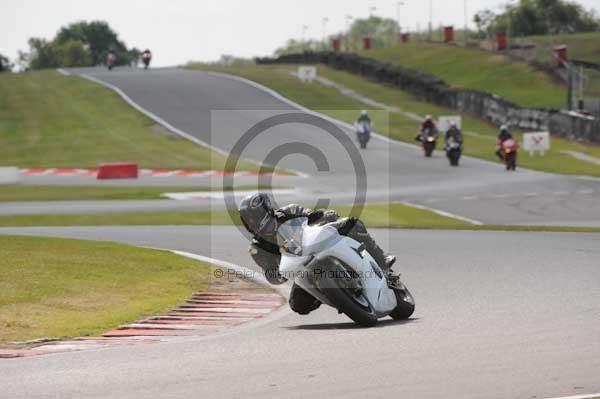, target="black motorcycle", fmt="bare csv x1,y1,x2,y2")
355,120,371,149
446,136,462,166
